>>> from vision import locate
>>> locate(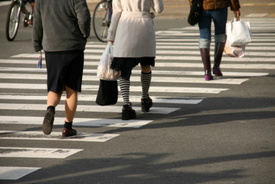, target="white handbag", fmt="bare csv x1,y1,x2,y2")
224,39,245,58
97,42,120,80
226,19,252,46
